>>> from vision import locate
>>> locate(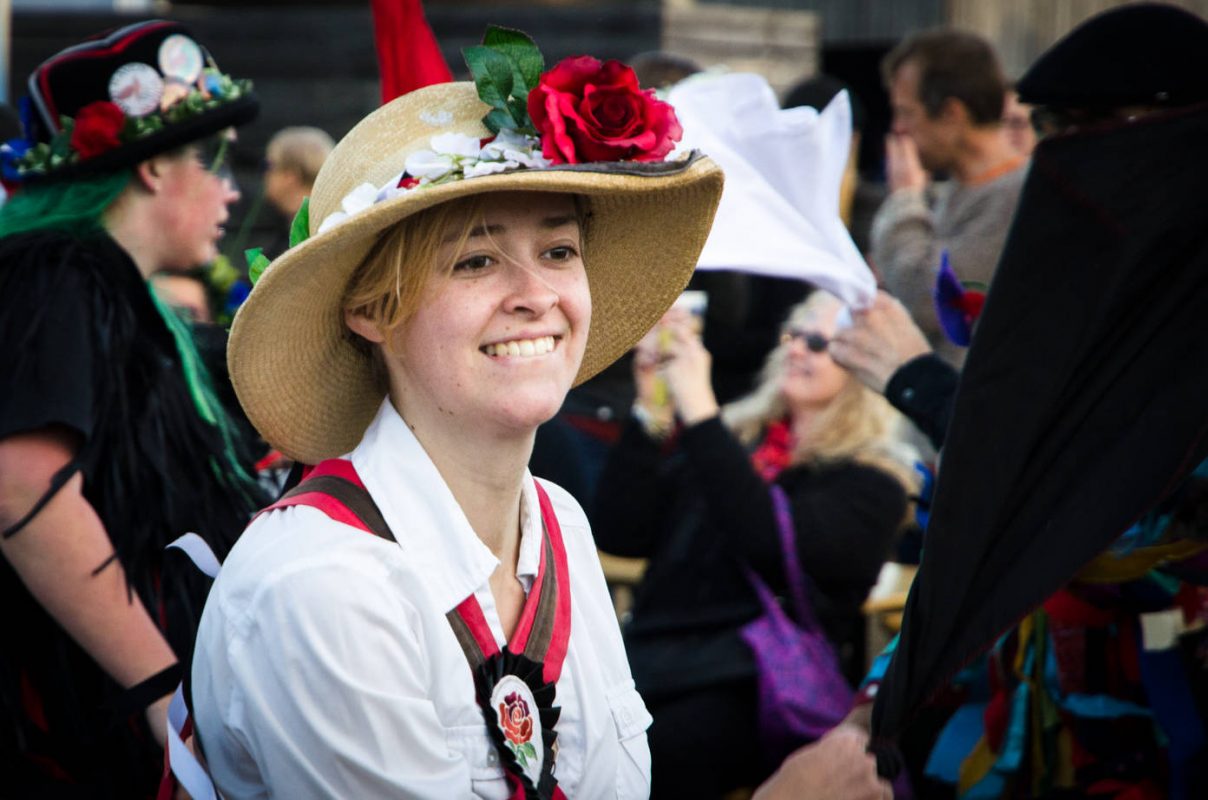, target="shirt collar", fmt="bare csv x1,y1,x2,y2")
516,477,543,586
350,399,544,611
